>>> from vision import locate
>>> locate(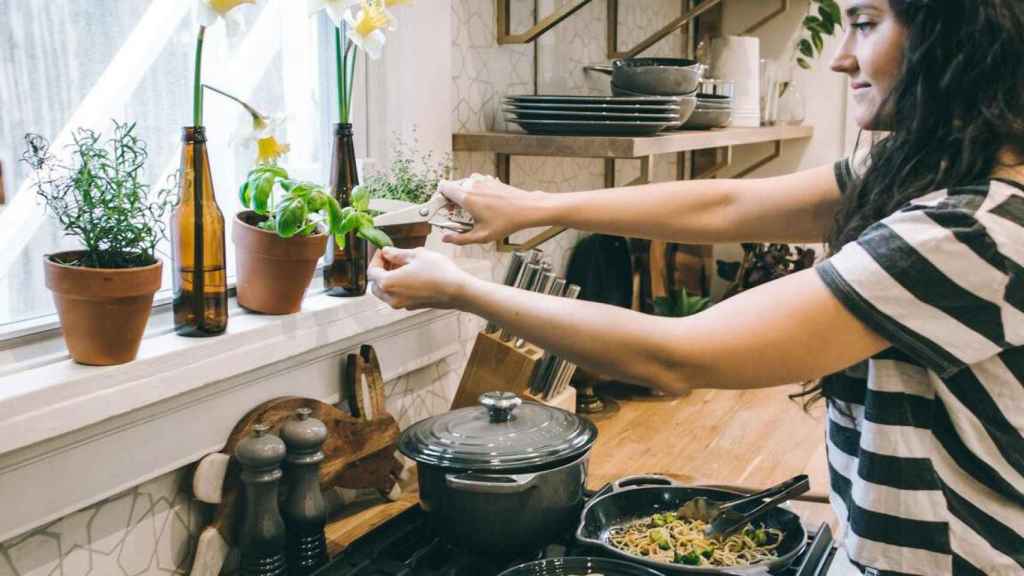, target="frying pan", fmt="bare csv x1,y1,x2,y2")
497,557,666,576
588,58,704,96
575,476,807,575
